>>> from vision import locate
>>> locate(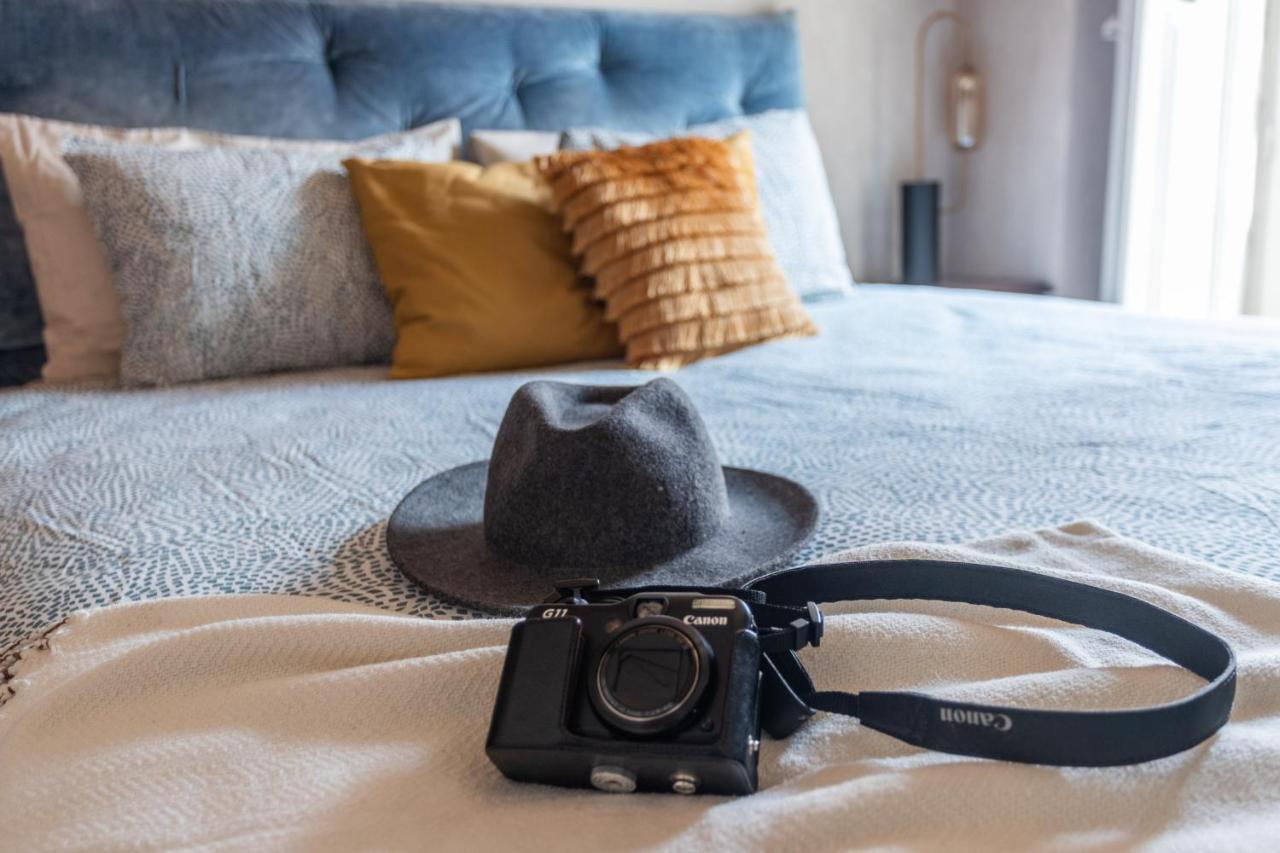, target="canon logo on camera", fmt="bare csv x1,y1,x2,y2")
683,614,729,626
